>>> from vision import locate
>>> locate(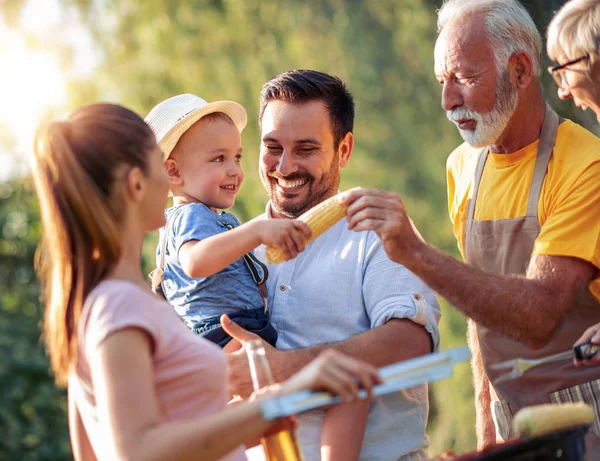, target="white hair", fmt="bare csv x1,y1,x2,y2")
437,0,542,77
547,0,600,63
